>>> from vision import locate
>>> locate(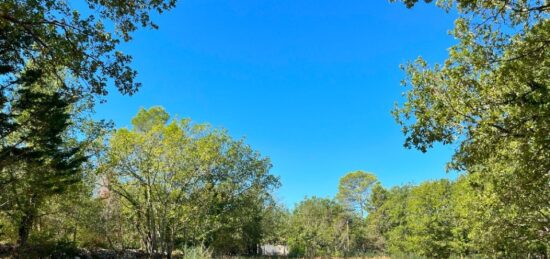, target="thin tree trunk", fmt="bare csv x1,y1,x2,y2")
17,212,34,246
